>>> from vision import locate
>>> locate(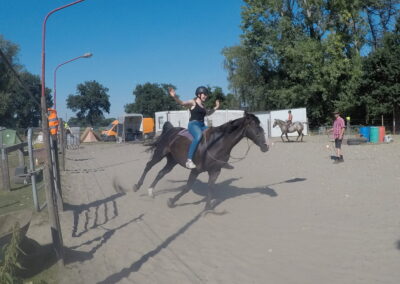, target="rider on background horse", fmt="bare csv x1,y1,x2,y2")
169,86,233,169
287,110,293,127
